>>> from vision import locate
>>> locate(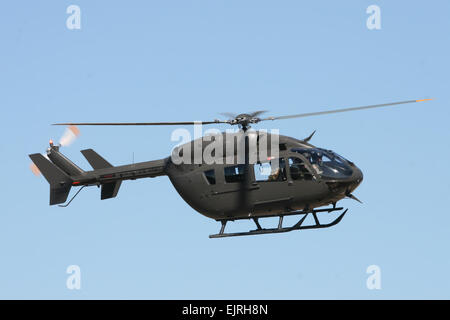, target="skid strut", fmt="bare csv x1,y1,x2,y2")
209,207,348,238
